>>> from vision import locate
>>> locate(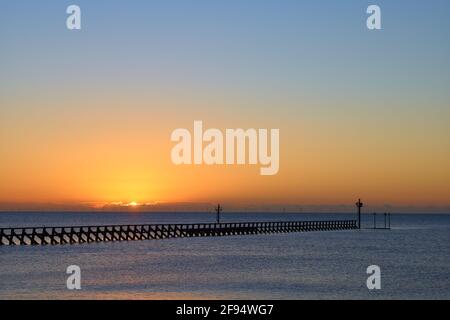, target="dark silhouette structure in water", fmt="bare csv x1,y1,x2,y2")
370,212,391,230
0,220,358,246
355,198,363,229
355,198,391,230
1,200,394,246
215,204,223,224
